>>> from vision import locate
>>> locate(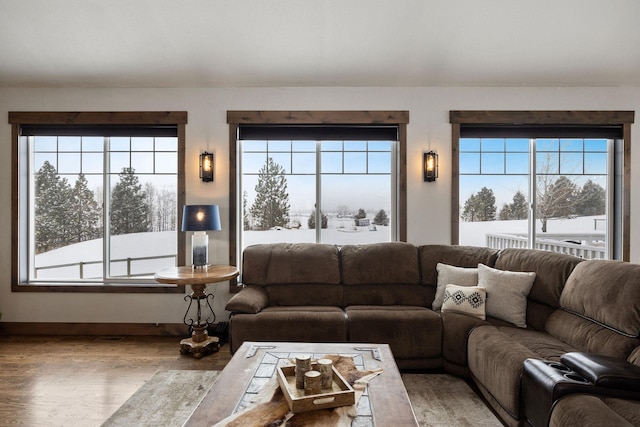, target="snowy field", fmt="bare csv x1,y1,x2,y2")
34,214,606,279
244,215,390,247
460,215,606,247
35,231,177,280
